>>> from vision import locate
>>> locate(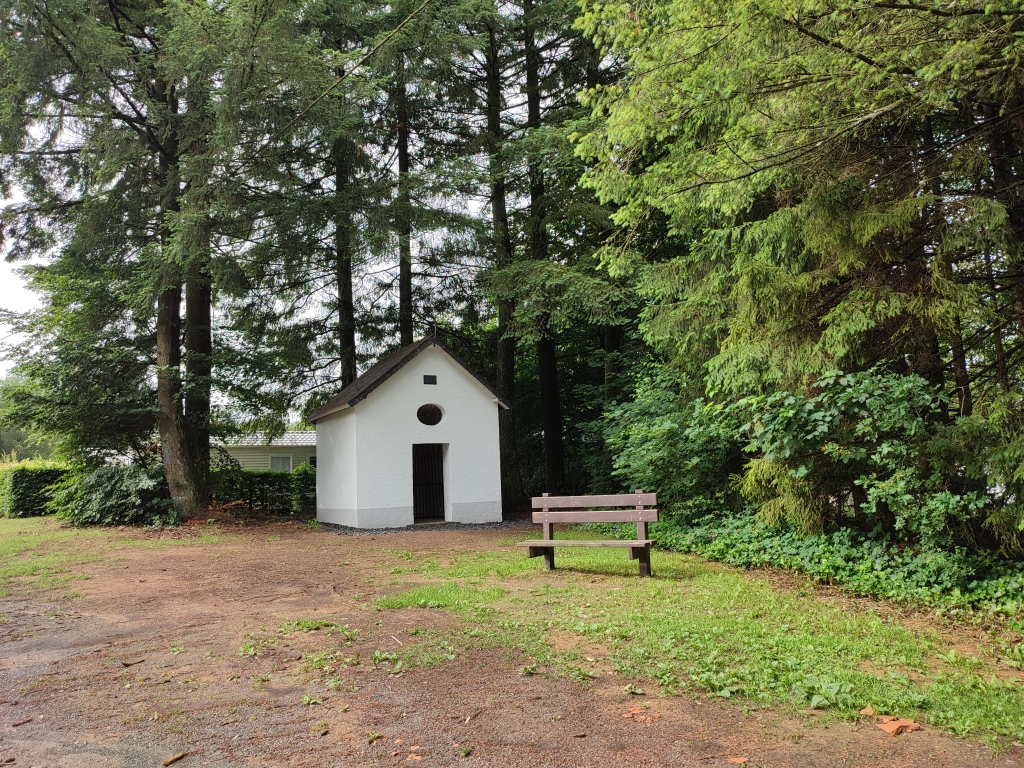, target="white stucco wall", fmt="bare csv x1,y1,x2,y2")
316,409,358,527
316,345,503,528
